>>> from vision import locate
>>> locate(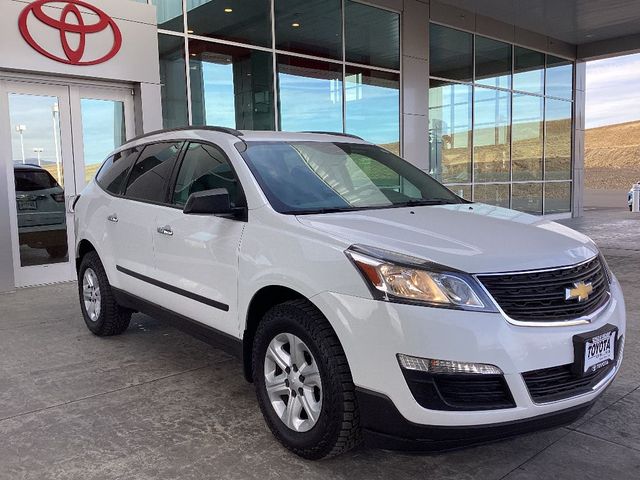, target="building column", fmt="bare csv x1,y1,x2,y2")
0,84,15,292
134,82,163,135
401,0,430,170
572,61,586,217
